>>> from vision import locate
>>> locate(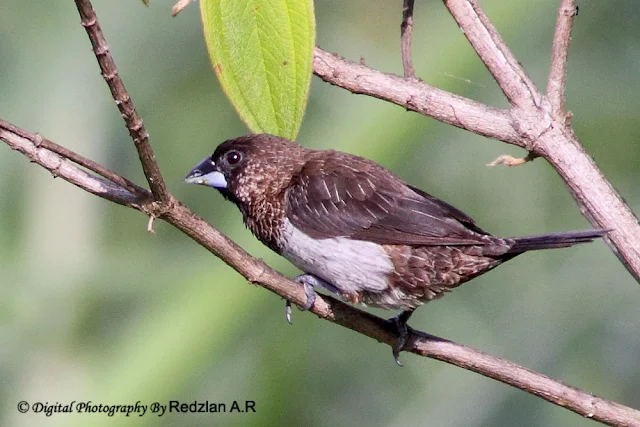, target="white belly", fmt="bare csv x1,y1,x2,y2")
280,219,394,295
